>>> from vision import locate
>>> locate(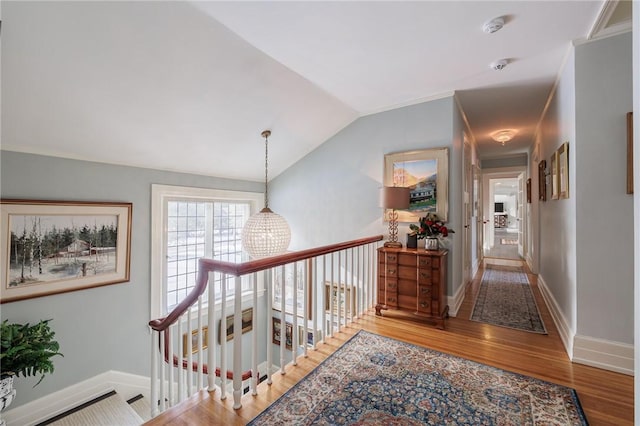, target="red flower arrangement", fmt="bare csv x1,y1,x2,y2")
408,213,454,239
